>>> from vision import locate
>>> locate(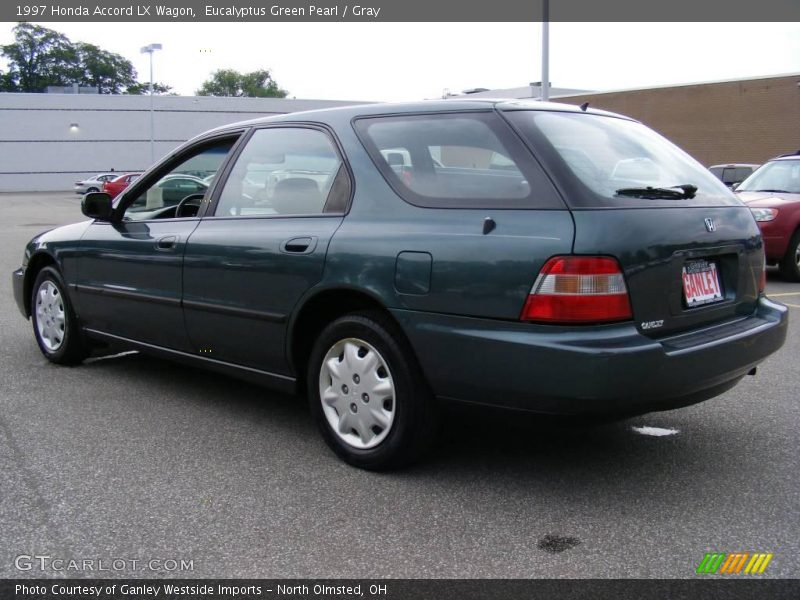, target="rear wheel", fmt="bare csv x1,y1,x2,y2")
86,187,99,193
31,266,88,365
778,230,800,282
307,310,438,470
